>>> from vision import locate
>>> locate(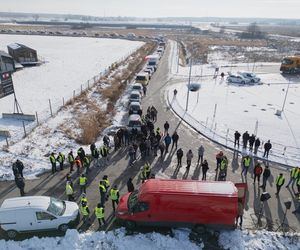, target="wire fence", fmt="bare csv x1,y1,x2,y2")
167,91,300,168
1,49,136,147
